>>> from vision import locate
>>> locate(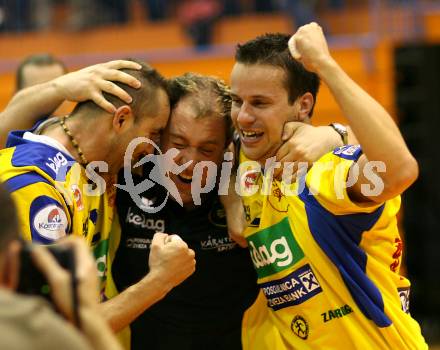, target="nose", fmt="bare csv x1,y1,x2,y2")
177,148,199,173
136,143,154,158
236,103,255,127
